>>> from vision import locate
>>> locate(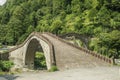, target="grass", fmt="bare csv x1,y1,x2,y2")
0,71,15,75
48,65,58,72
